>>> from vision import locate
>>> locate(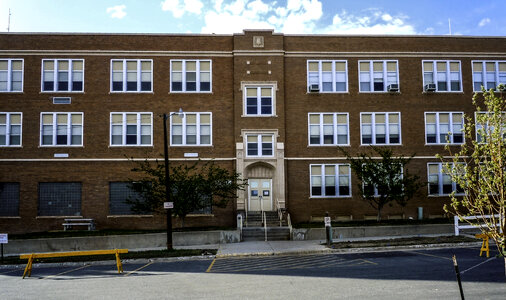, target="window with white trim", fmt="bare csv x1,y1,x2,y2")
246,134,273,157
110,112,152,146
360,112,401,145
111,59,152,92
359,60,399,92
42,59,83,92
423,60,462,92
171,112,212,146
307,60,348,92
244,86,274,116
427,163,465,196
363,166,403,197
0,59,23,92
170,60,211,92
310,164,351,197
475,112,506,143
0,113,22,147
425,112,464,144
308,113,349,145
472,61,506,91
41,113,82,146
